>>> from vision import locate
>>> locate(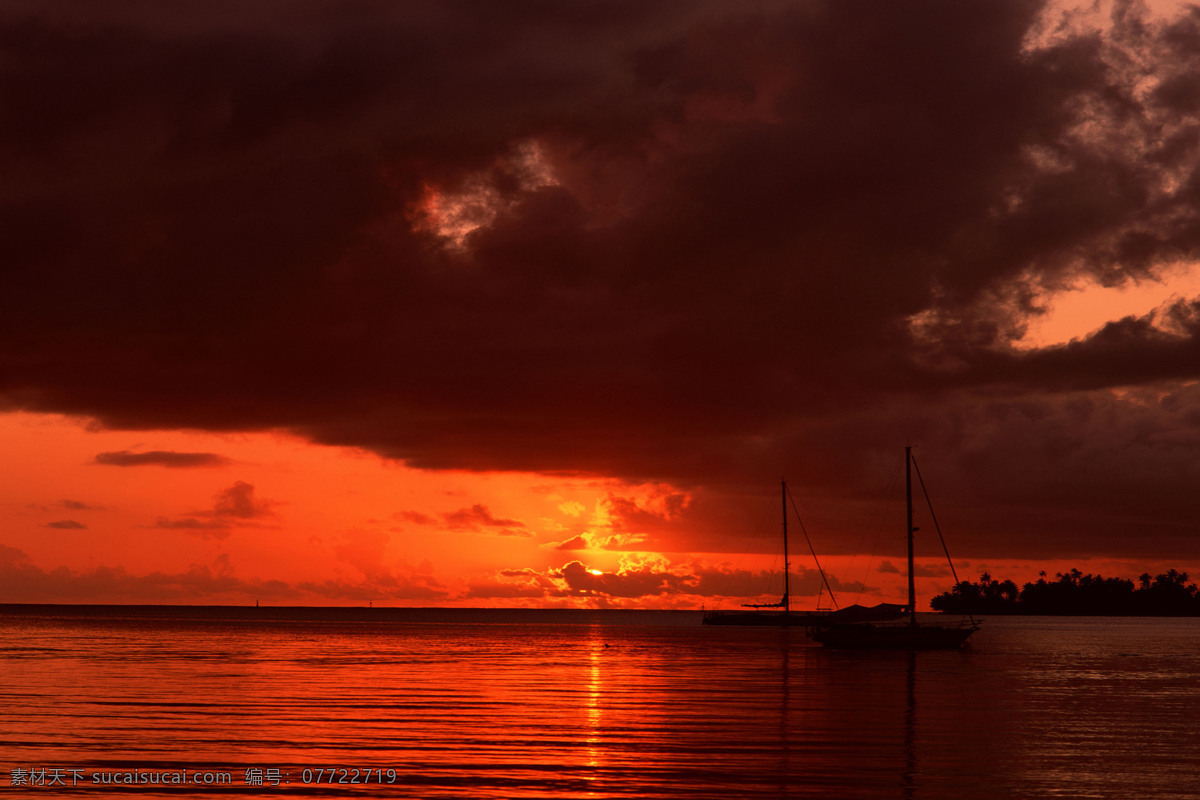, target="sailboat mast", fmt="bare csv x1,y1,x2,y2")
781,480,790,615
906,446,916,626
